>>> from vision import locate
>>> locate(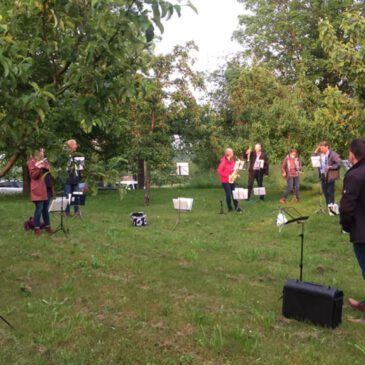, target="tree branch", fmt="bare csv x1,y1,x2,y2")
0,149,24,178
